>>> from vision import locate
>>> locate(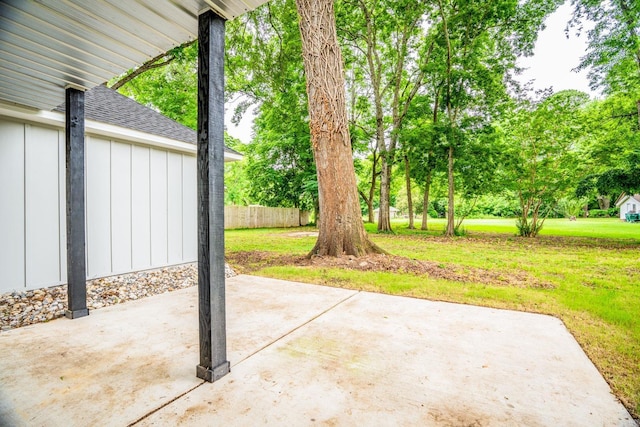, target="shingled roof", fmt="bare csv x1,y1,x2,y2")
616,193,640,206
55,84,241,157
